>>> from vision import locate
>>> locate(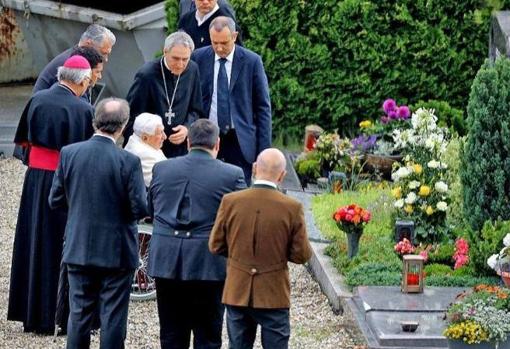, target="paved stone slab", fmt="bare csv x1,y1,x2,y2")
350,286,468,349
287,190,329,242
